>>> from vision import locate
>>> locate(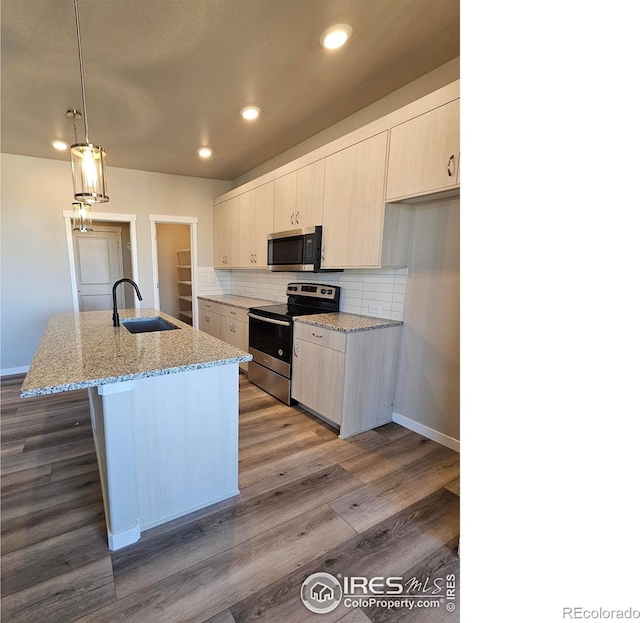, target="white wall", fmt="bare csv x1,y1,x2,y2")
0,154,230,372
393,196,460,447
